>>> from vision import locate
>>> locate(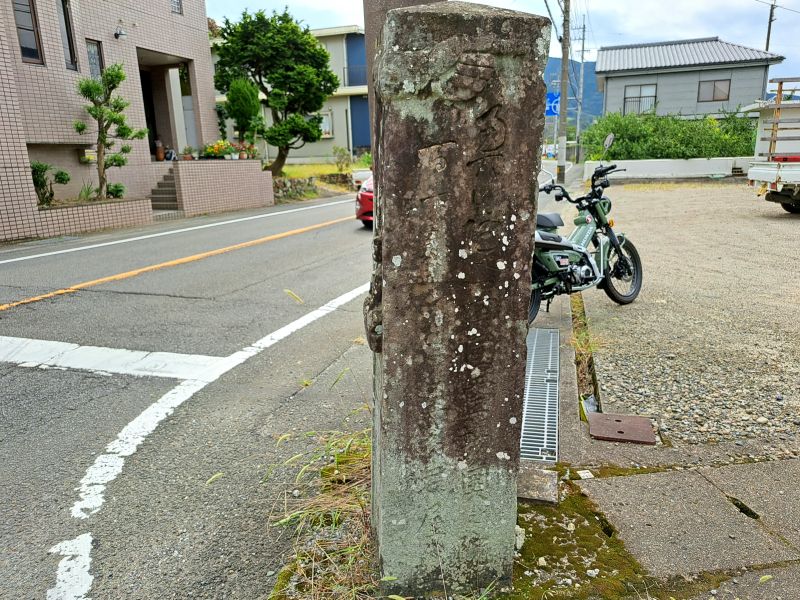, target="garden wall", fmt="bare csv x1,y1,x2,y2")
173,160,274,216
34,200,154,238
